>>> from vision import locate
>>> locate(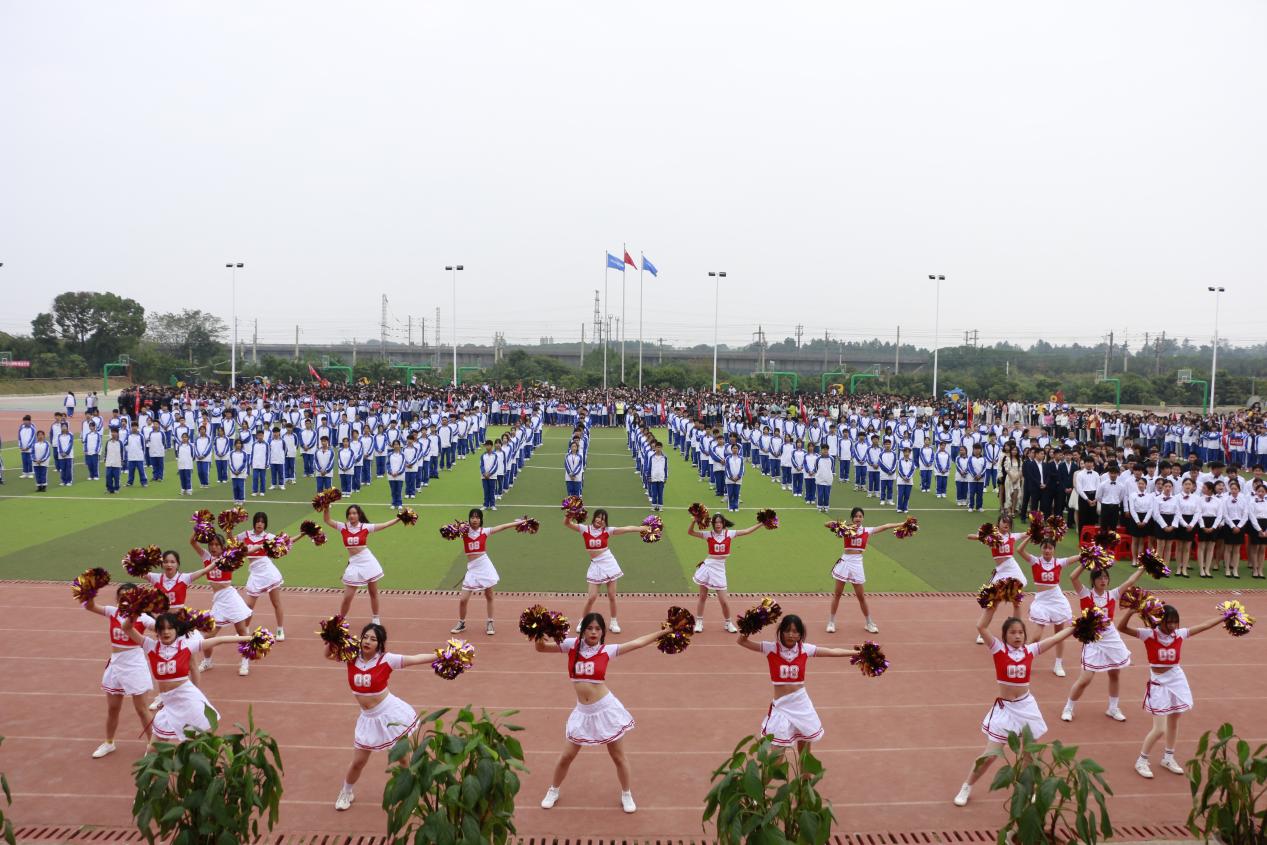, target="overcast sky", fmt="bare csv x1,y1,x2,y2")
3,1,1265,354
